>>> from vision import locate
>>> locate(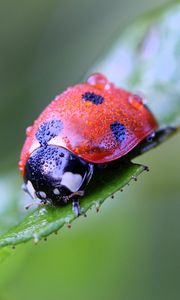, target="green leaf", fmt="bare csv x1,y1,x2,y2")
0,163,144,247
0,1,179,250
90,1,180,126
